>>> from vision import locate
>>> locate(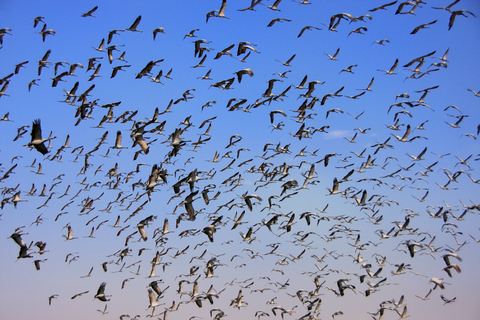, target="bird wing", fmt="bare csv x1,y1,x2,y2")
96,282,106,295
